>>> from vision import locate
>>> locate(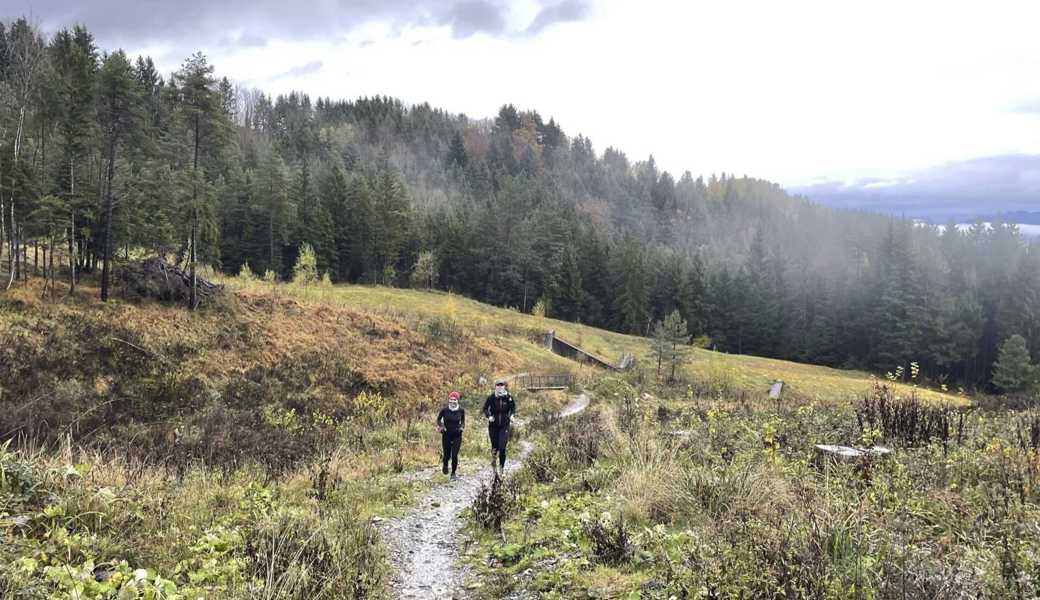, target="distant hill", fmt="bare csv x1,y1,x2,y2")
975,210,1040,225
794,154,1040,221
